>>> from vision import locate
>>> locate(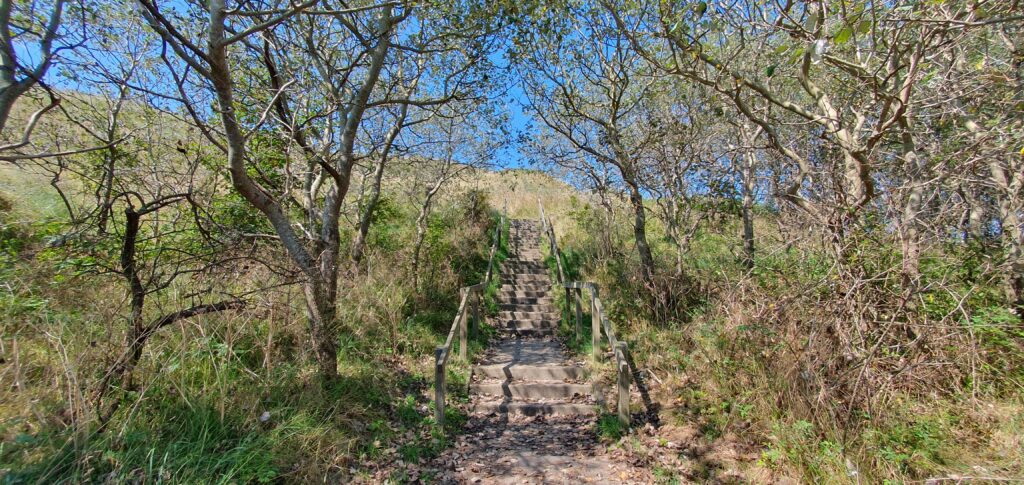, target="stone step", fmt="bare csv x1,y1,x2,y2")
500,304,554,313
502,326,557,337
499,296,554,306
470,382,592,399
502,268,549,276
503,263,544,269
499,290,551,299
472,401,598,417
503,274,550,282
507,256,543,263
473,364,587,381
480,340,569,365
503,260,545,266
504,319,560,329
503,265,547,271
501,283,551,291
498,310,558,320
